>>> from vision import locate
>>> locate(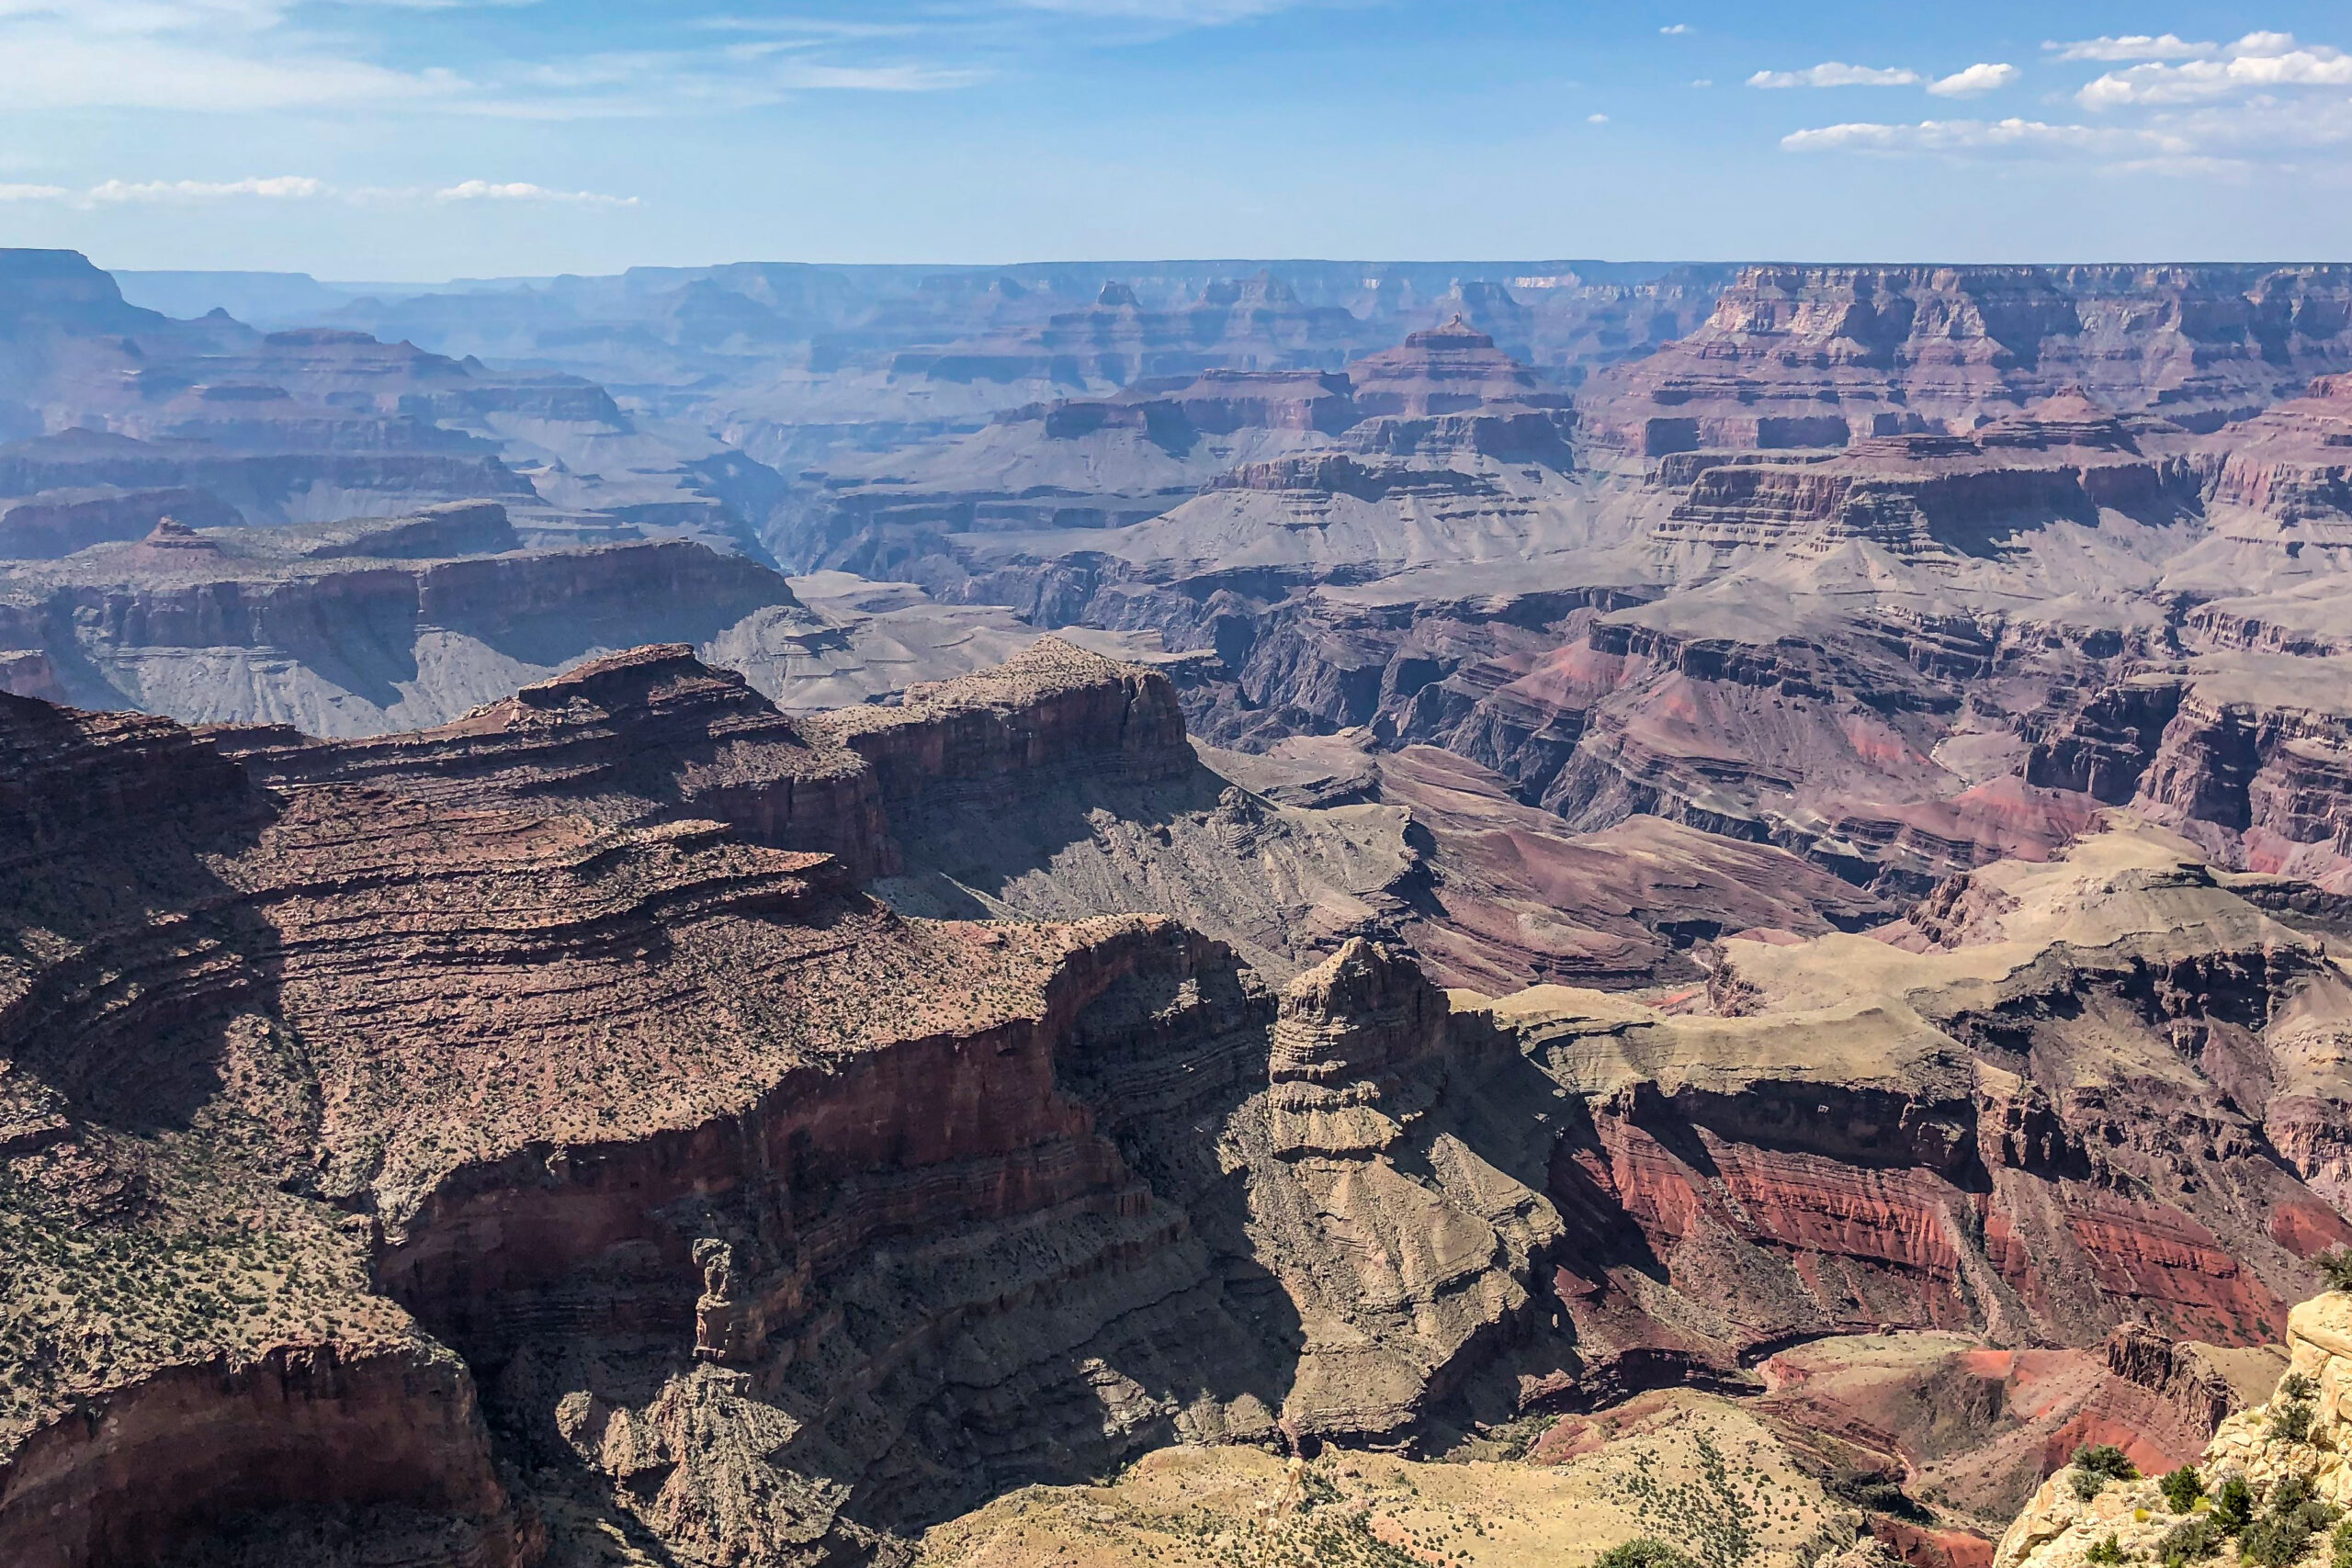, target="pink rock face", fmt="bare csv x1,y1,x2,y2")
1579,264,2352,455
